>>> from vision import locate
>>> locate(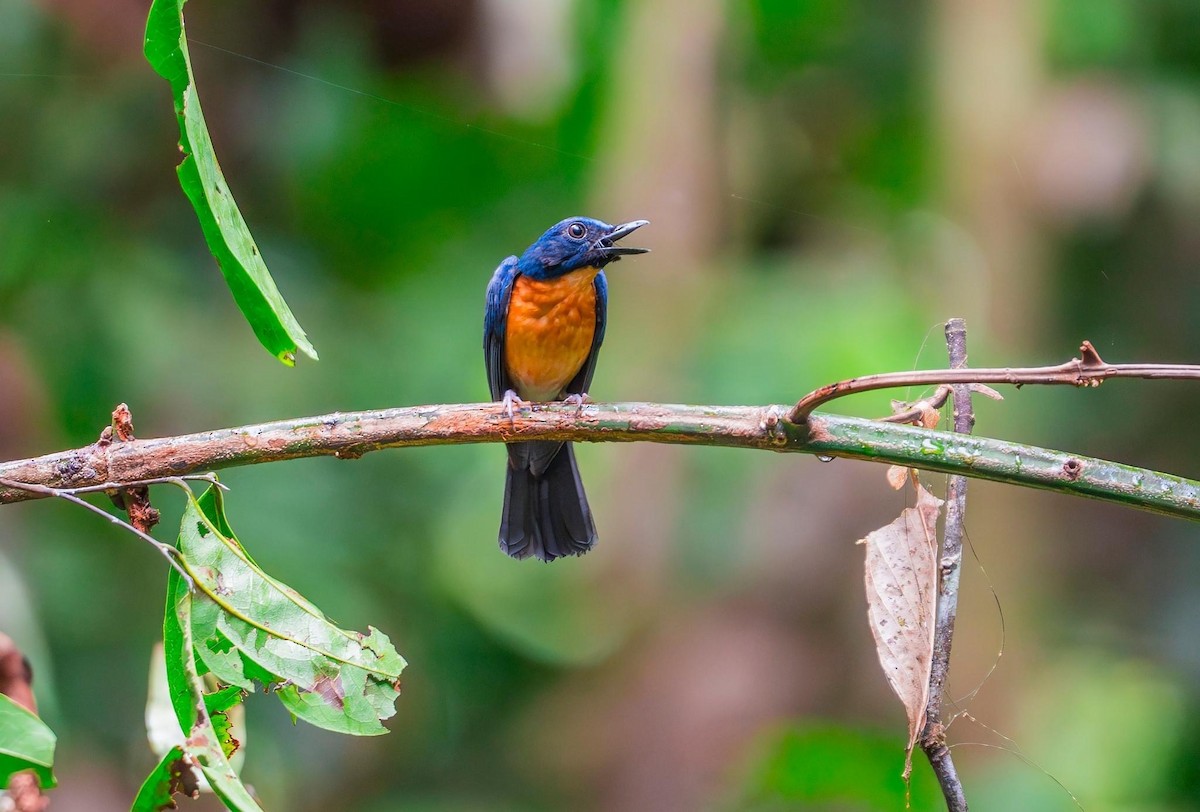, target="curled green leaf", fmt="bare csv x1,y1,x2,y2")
144,0,317,365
